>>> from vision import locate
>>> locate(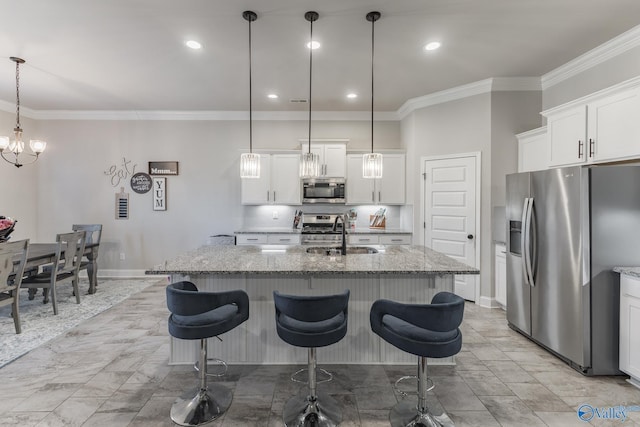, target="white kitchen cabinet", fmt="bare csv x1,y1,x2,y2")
346,153,405,205
236,234,268,245
266,234,301,245
619,273,640,389
301,142,346,177
543,83,640,167
241,154,301,205
495,243,507,309
379,234,412,245
348,235,379,245
517,127,548,172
